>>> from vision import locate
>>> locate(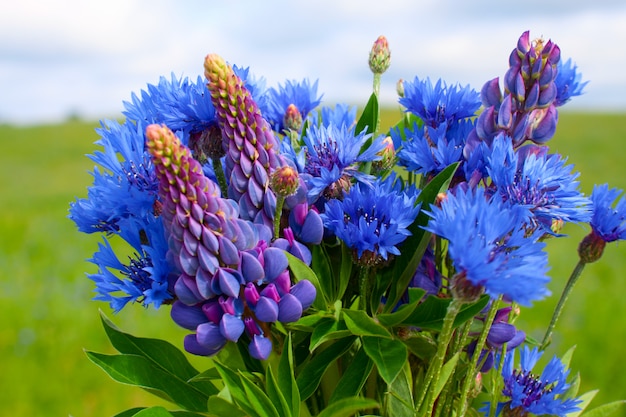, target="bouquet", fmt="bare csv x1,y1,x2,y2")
69,31,626,417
